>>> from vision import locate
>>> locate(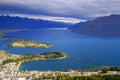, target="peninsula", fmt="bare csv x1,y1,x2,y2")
1,50,65,65
7,40,52,48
